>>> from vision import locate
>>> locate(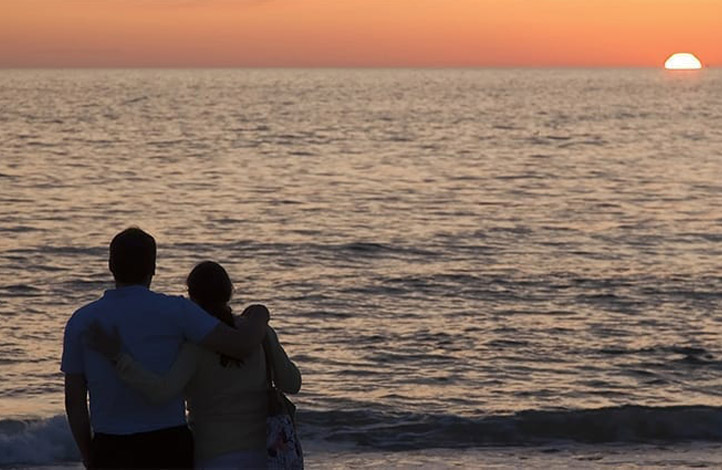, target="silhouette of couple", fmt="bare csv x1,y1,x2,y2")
61,227,301,469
